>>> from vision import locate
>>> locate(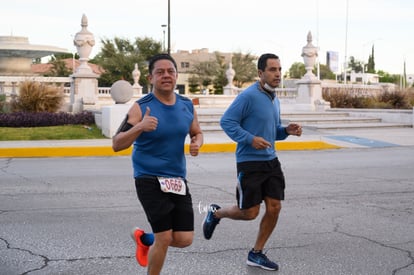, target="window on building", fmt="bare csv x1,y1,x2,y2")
181,62,190,69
